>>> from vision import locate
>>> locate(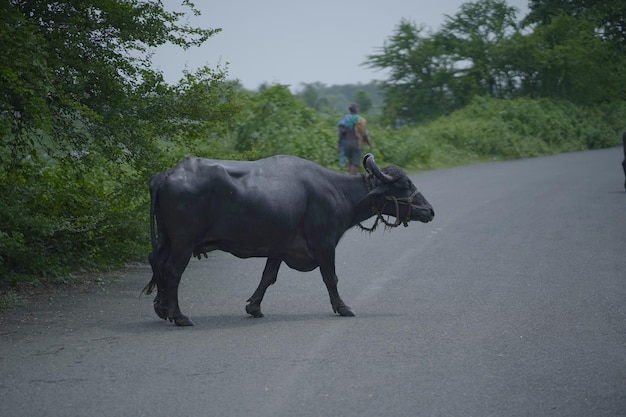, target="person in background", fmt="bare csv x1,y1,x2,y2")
338,103,372,175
